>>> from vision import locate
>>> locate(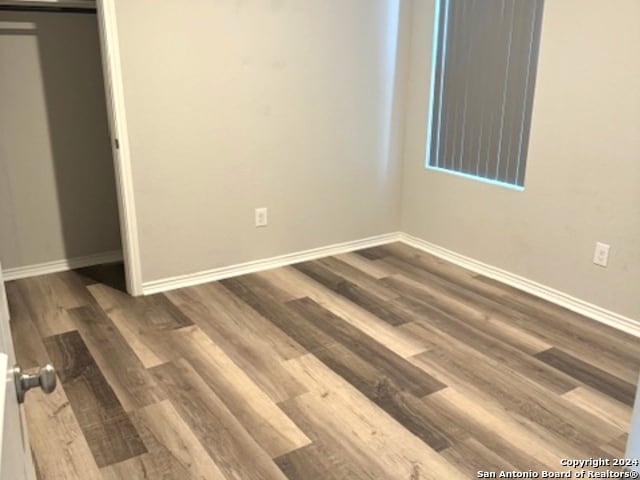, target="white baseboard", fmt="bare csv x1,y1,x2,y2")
2,250,123,281
142,232,403,295
142,230,638,336
8,232,633,338
399,233,640,337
